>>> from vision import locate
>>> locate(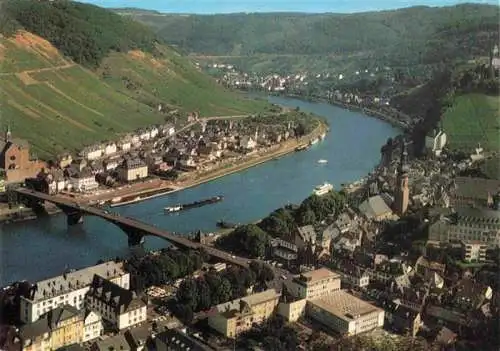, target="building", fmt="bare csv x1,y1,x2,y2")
337,264,370,288
86,275,147,330
20,261,129,323
461,241,488,262
239,136,257,150
68,169,99,192
117,159,148,182
123,326,149,351
81,145,104,161
0,128,46,183
383,301,421,337
307,290,384,336
451,177,500,209
288,268,341,300
19,305,84,351
152,329,211,351
358,195,396,222
447,208,500,248
393,142,410,216
91,334,131,351
58,154,73,169
208,289,280,338
83,311,103,343
425,129,447,156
